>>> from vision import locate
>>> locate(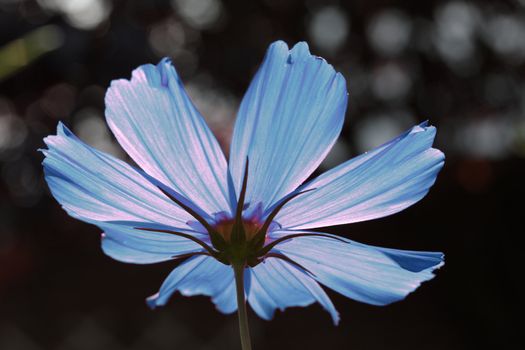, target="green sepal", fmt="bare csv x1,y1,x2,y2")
208,230,228,251
231,159,249,245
